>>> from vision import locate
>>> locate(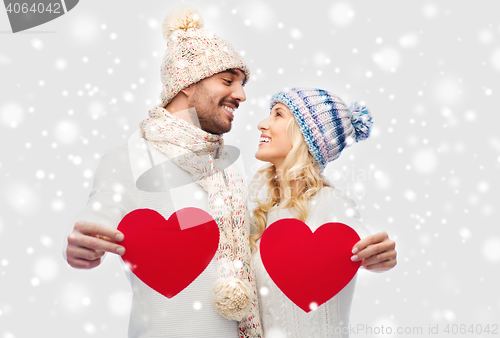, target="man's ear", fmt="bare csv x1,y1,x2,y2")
180,84,195,98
